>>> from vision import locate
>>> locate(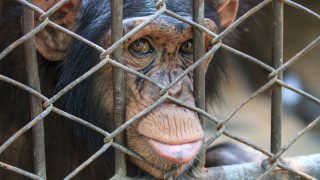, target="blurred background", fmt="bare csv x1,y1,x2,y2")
206,0,320,157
